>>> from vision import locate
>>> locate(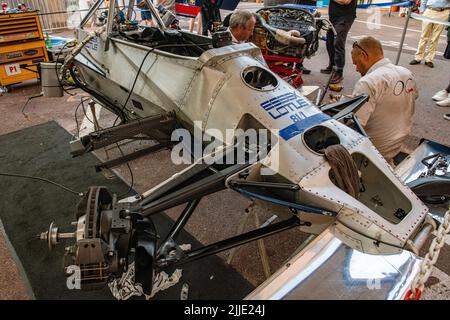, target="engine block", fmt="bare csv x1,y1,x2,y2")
253,6,321,59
